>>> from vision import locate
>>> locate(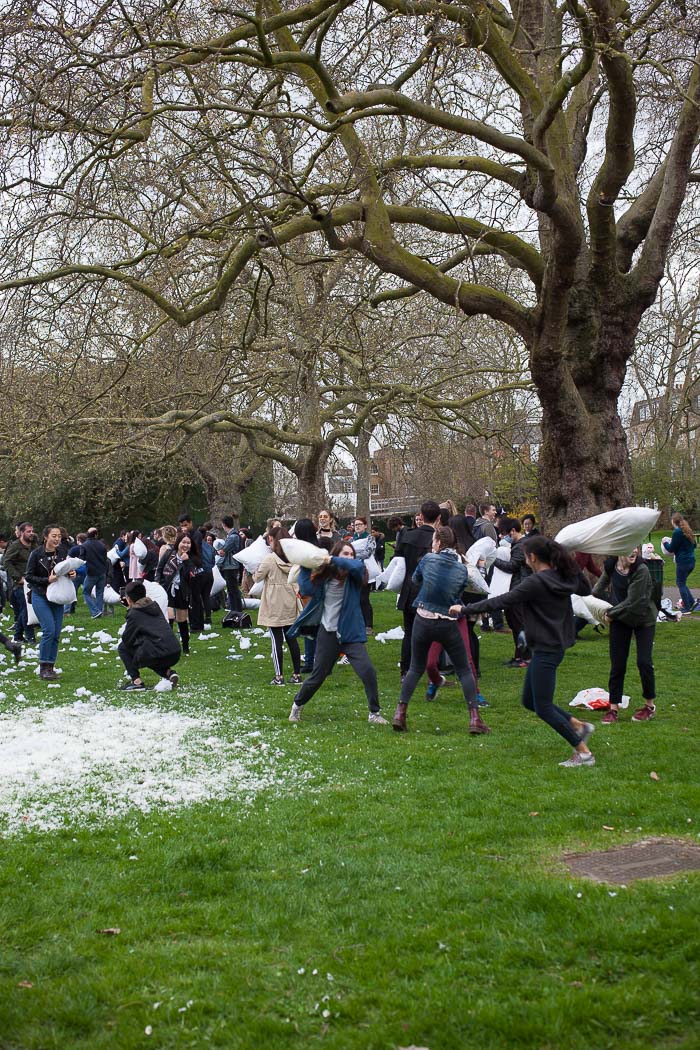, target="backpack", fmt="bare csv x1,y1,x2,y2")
222,610,252,629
